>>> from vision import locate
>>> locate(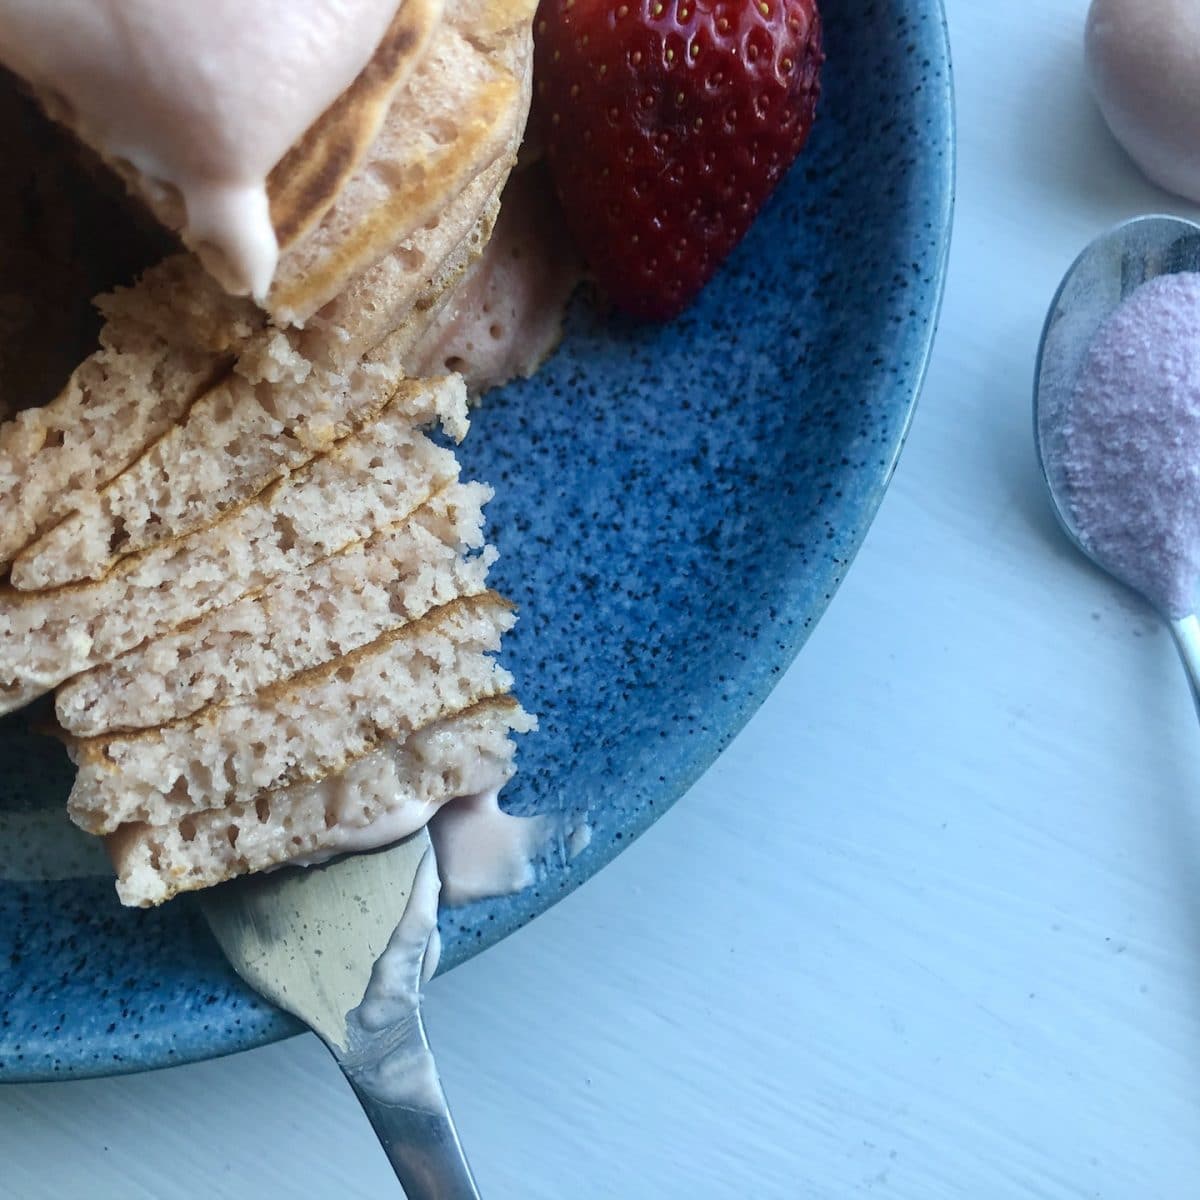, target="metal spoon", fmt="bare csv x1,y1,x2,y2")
1033,213,1200,707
